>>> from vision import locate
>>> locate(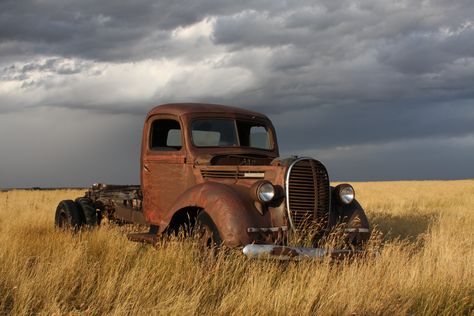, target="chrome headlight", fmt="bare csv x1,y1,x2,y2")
251,181,275,203
336,184,355,204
